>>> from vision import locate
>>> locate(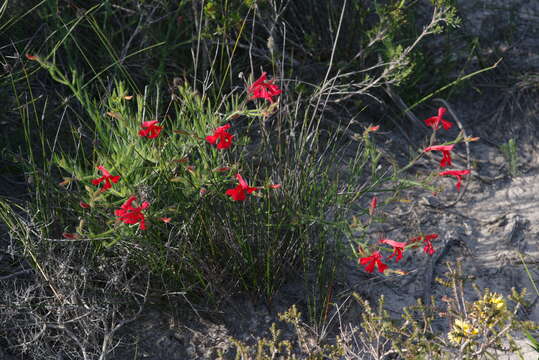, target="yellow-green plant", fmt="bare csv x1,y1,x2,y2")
348,261,537,359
